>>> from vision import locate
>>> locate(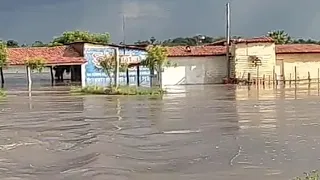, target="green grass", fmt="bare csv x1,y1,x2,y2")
71,85,165,96
0,89,6,97
294,170,319,180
